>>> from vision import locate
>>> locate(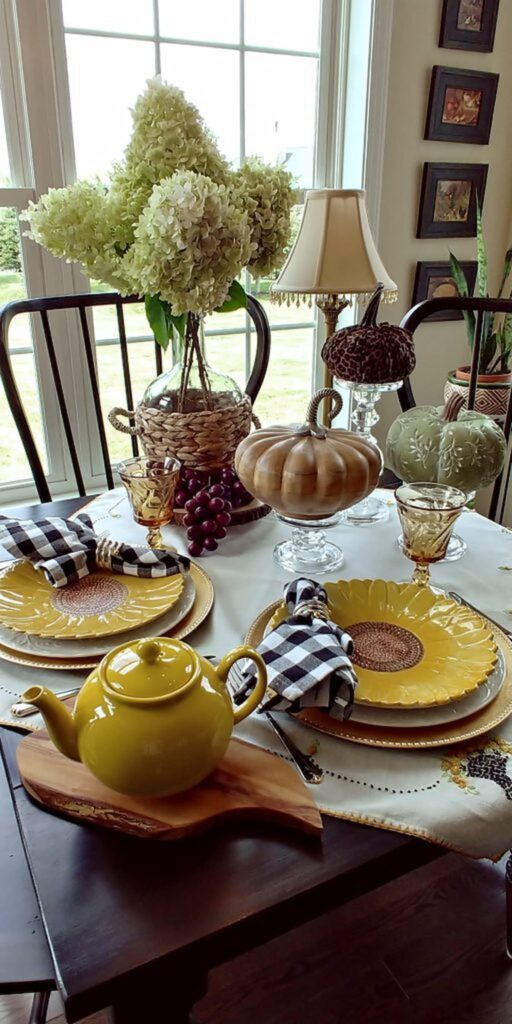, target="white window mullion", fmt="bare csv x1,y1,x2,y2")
153,0,161,74
10,0,94,497
0,0,32,187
